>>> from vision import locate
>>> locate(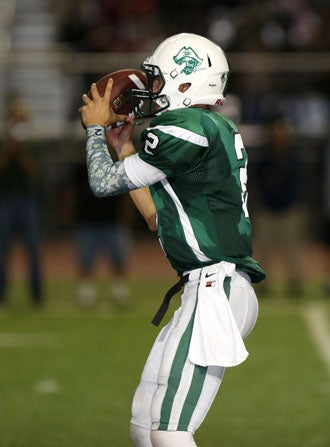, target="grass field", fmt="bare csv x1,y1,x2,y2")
0,278,330,447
